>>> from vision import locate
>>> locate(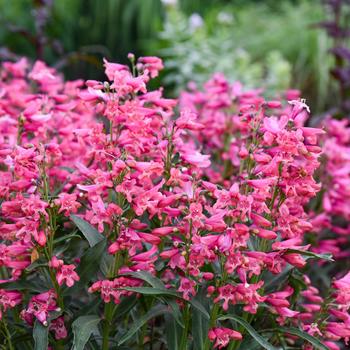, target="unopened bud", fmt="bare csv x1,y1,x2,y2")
128,53,135,62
